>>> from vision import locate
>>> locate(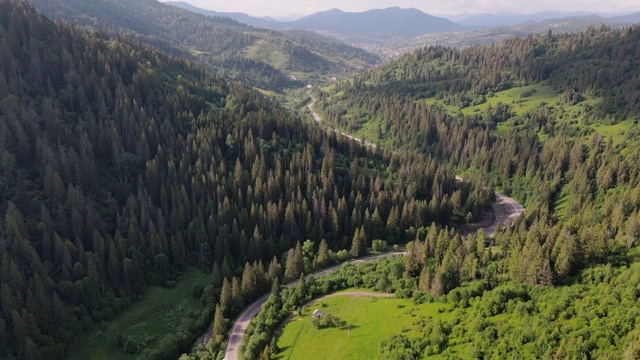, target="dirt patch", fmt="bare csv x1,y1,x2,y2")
461,206,495,236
